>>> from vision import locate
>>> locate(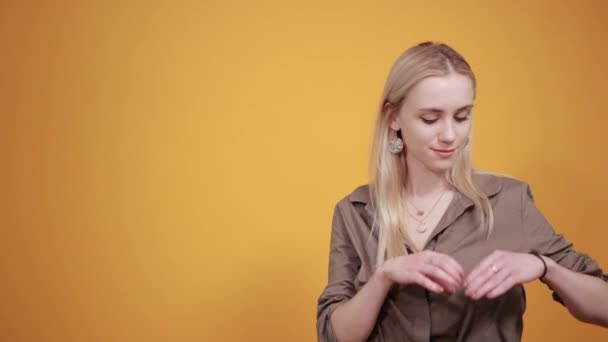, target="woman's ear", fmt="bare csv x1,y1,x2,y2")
383,101,392,115
384,103,401,131
389,117,400,131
